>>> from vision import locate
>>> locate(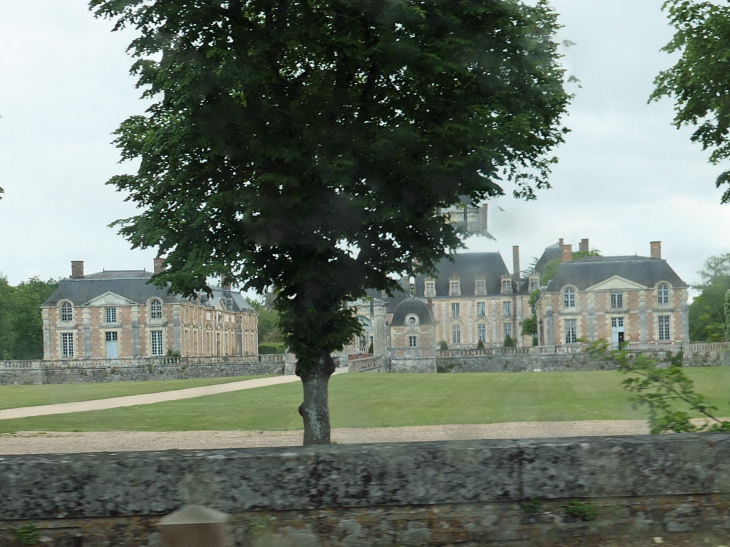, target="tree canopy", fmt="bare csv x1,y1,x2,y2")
93,0,571,444
652,0,730,202
688,254,730,341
